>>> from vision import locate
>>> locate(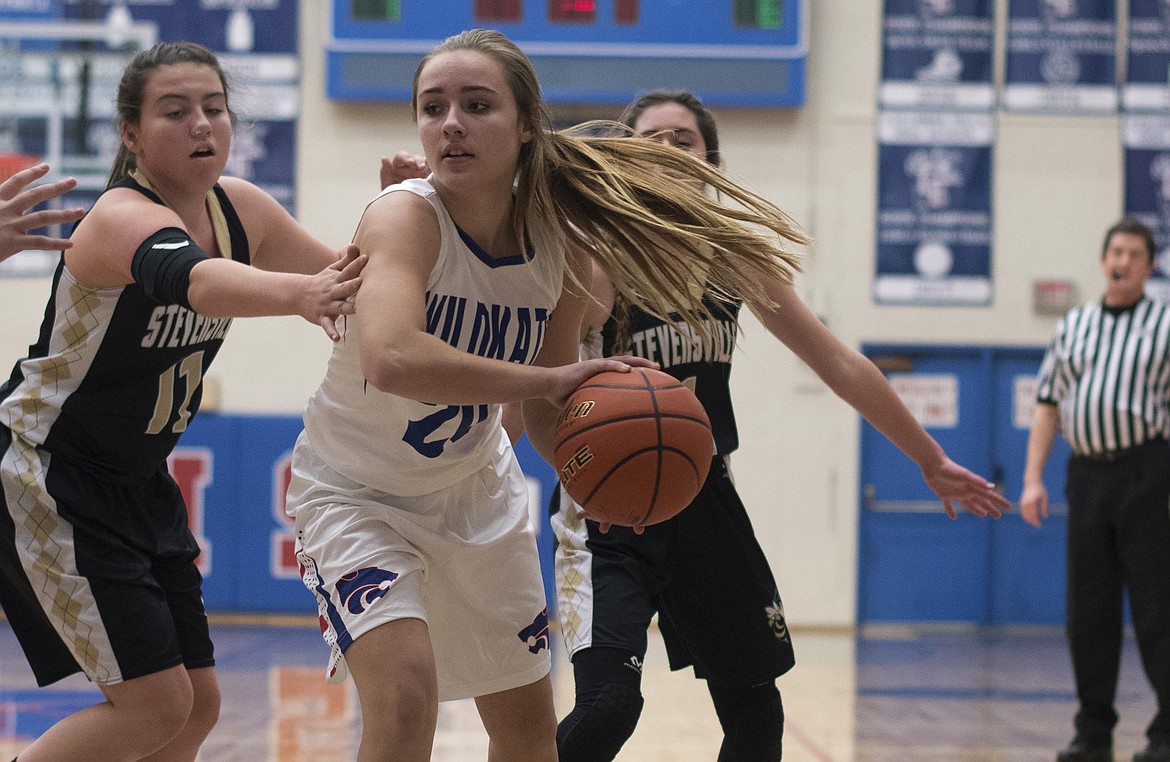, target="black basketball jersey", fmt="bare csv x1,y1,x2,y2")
0,176,249,483
598,295,740,455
